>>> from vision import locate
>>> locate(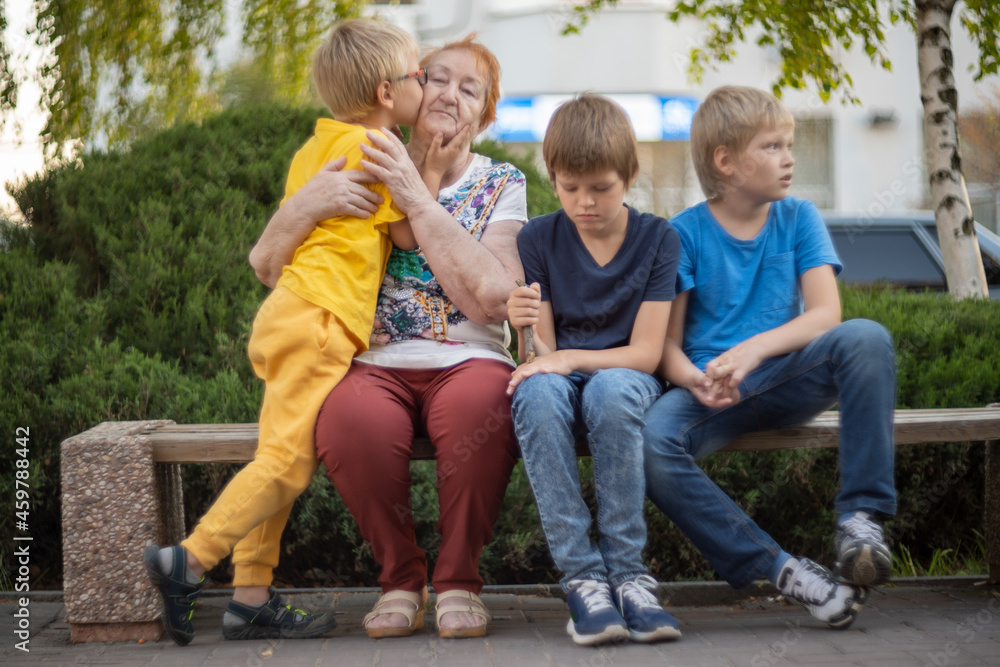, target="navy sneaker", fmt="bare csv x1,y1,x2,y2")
222,590,337,640
835,512,892,587
778,557,867,629
143,545,205,646
614,575,682,642
565,579,629,646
